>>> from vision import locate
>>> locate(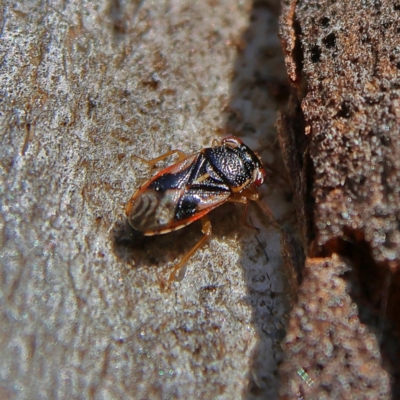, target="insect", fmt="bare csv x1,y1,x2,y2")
125,136,266,281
